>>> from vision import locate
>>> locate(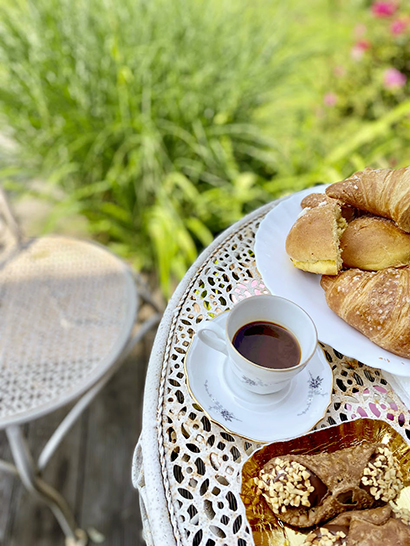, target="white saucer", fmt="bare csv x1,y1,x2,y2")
185,313,333,443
